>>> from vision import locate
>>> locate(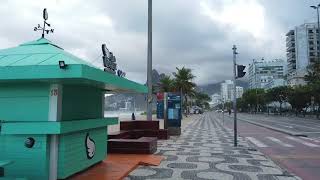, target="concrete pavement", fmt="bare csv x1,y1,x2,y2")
126,113,299,180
